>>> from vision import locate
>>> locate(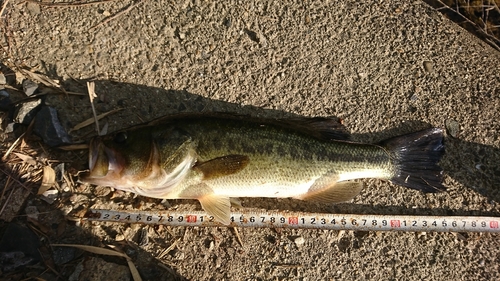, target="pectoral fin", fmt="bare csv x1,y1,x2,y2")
298,181,364,204
198,194,231,225
194,155,249,180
